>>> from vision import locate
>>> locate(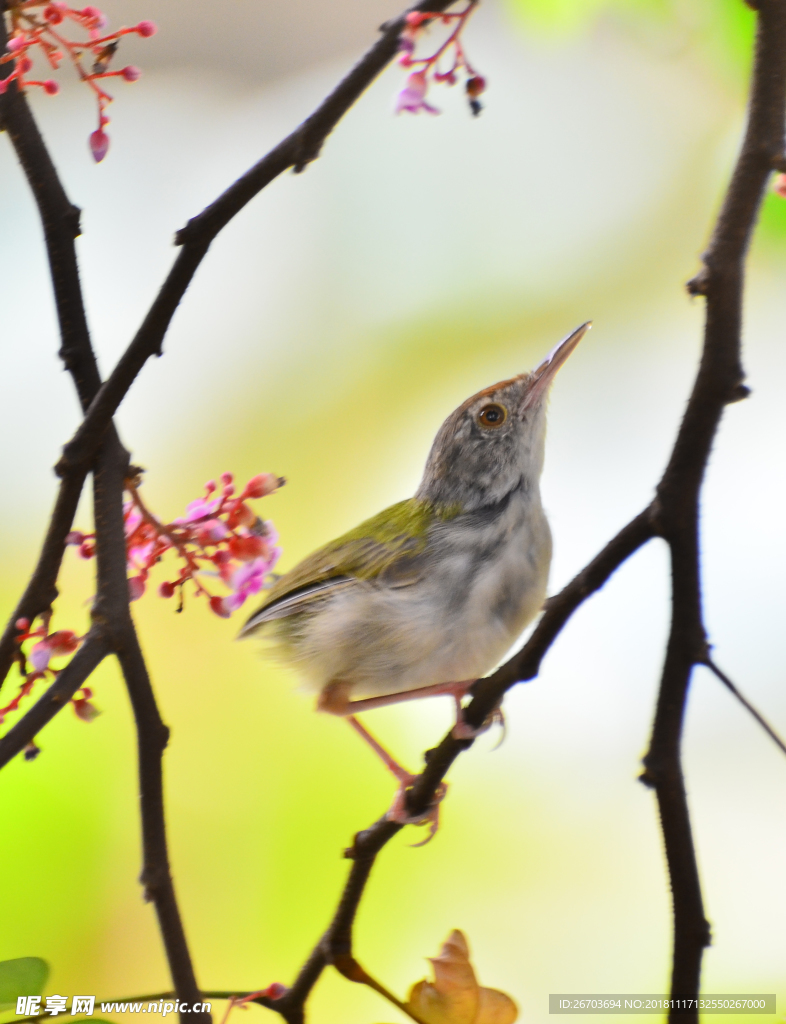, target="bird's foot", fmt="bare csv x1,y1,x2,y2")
451,698,506,743
386,774,449,847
